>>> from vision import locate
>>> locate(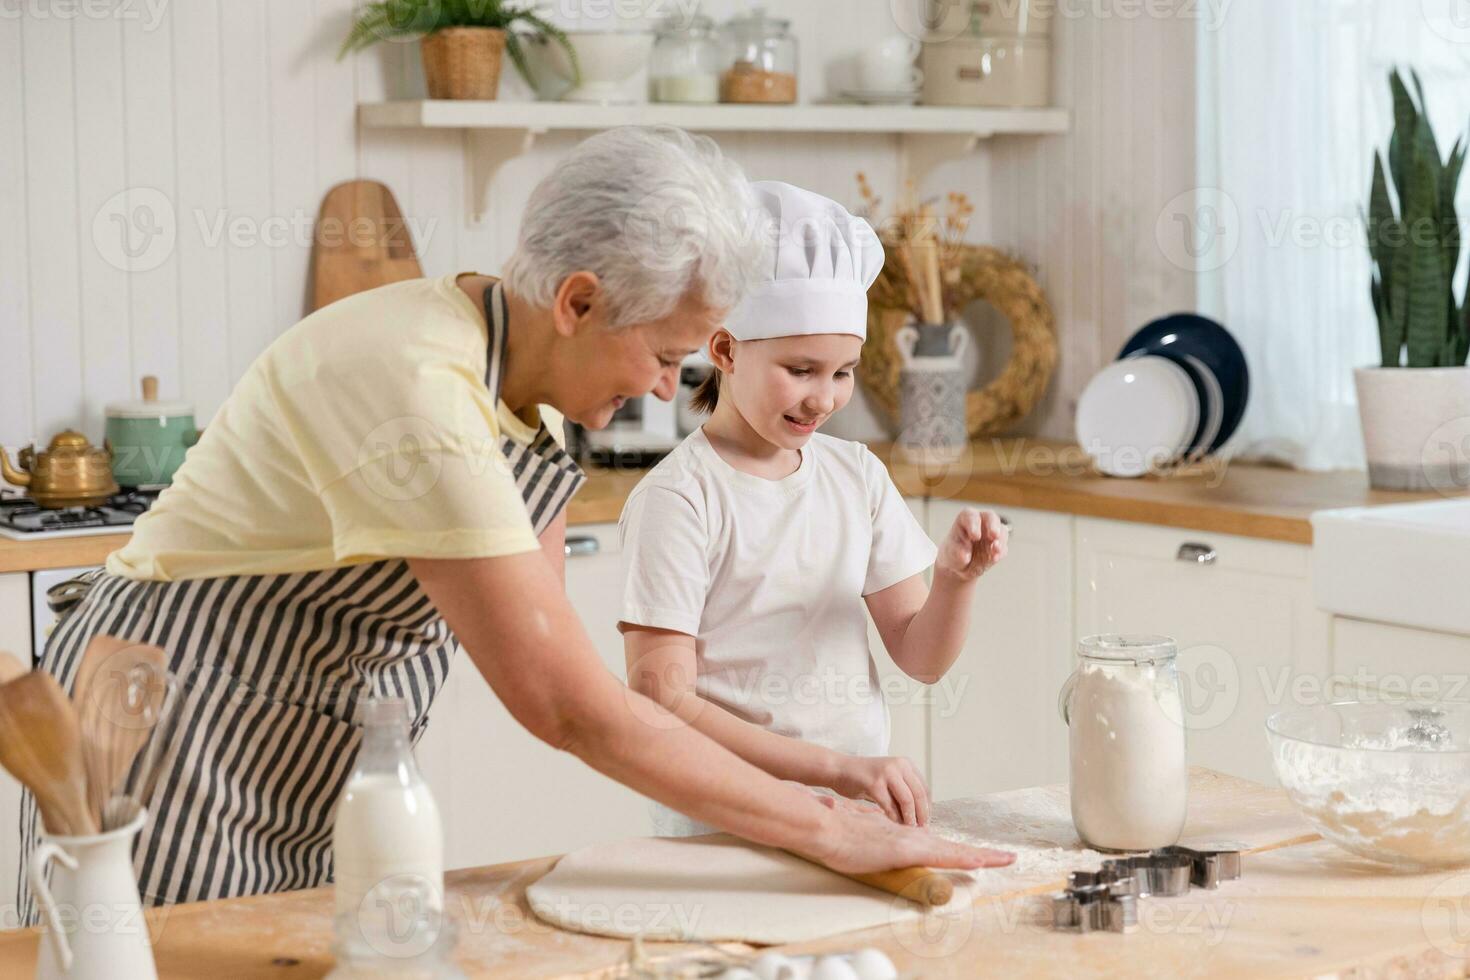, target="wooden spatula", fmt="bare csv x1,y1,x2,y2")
73,638,167,826
0,671,97,836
